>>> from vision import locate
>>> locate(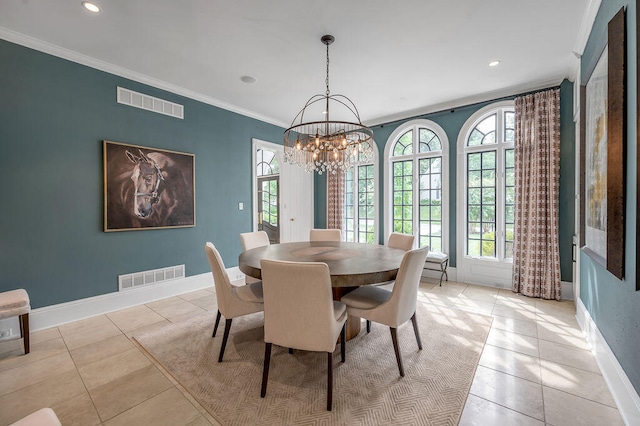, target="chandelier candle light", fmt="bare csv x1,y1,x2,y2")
283,35,374,174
